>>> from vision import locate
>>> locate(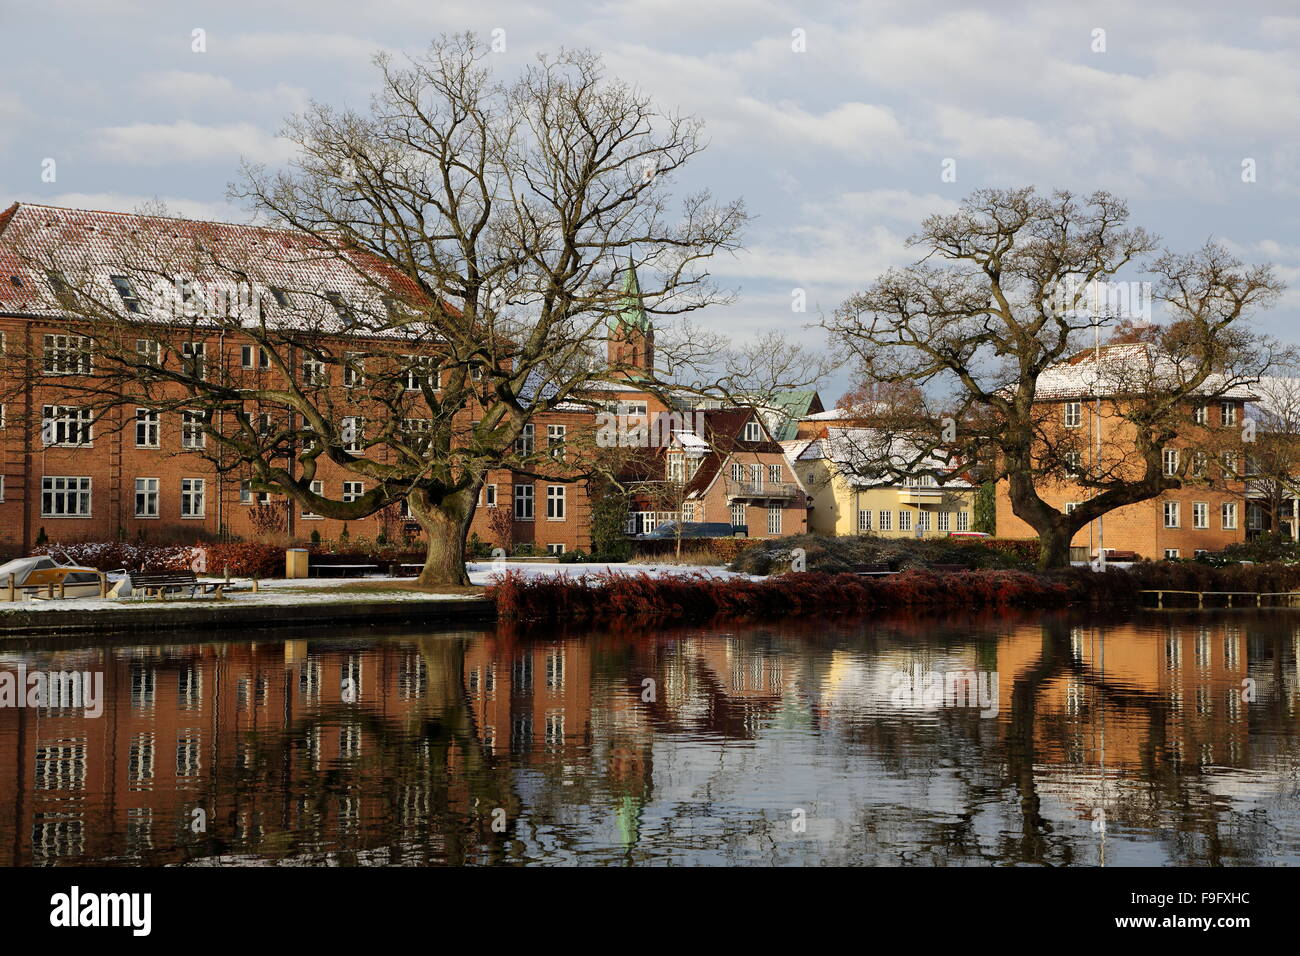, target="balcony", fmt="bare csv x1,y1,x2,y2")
725,479,800,500
897,486,945,506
